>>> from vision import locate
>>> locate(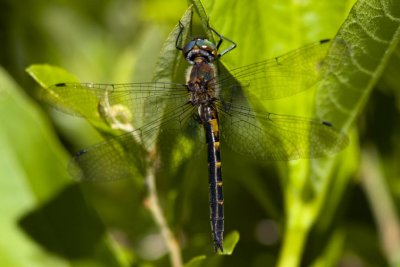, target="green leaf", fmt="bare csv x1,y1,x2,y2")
26,64,112,132
317,0,400,131
1,67,71,199
219,231,240,255
153,6,193,83
184,255,207,267
0,67,68,267
202,0,354,68
0,67,127,266
26,64,79,88
380,45,400,92
279,0,400,266
191,0,398,266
